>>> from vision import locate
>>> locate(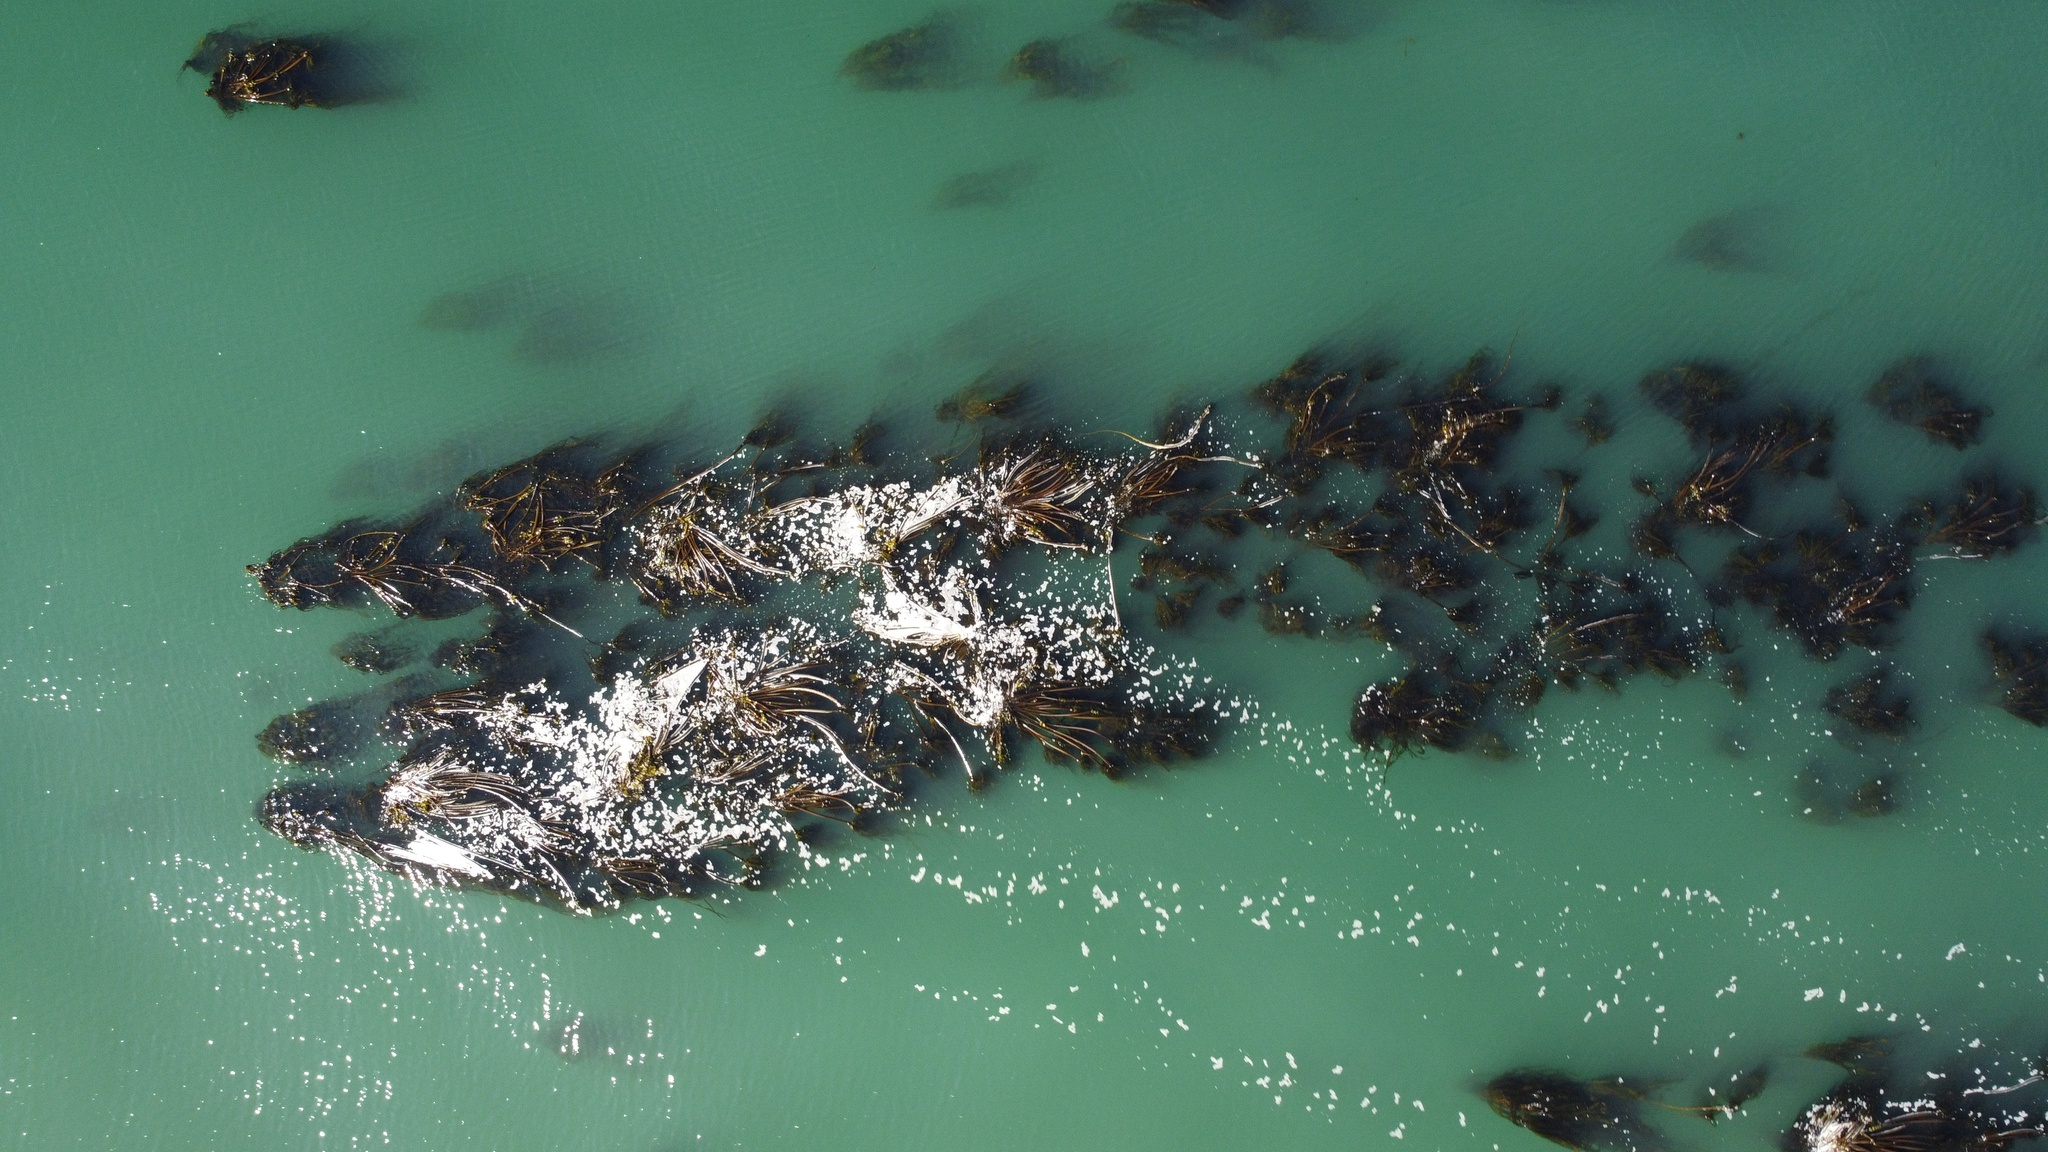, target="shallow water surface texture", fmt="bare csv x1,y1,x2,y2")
7,0,2048,1148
